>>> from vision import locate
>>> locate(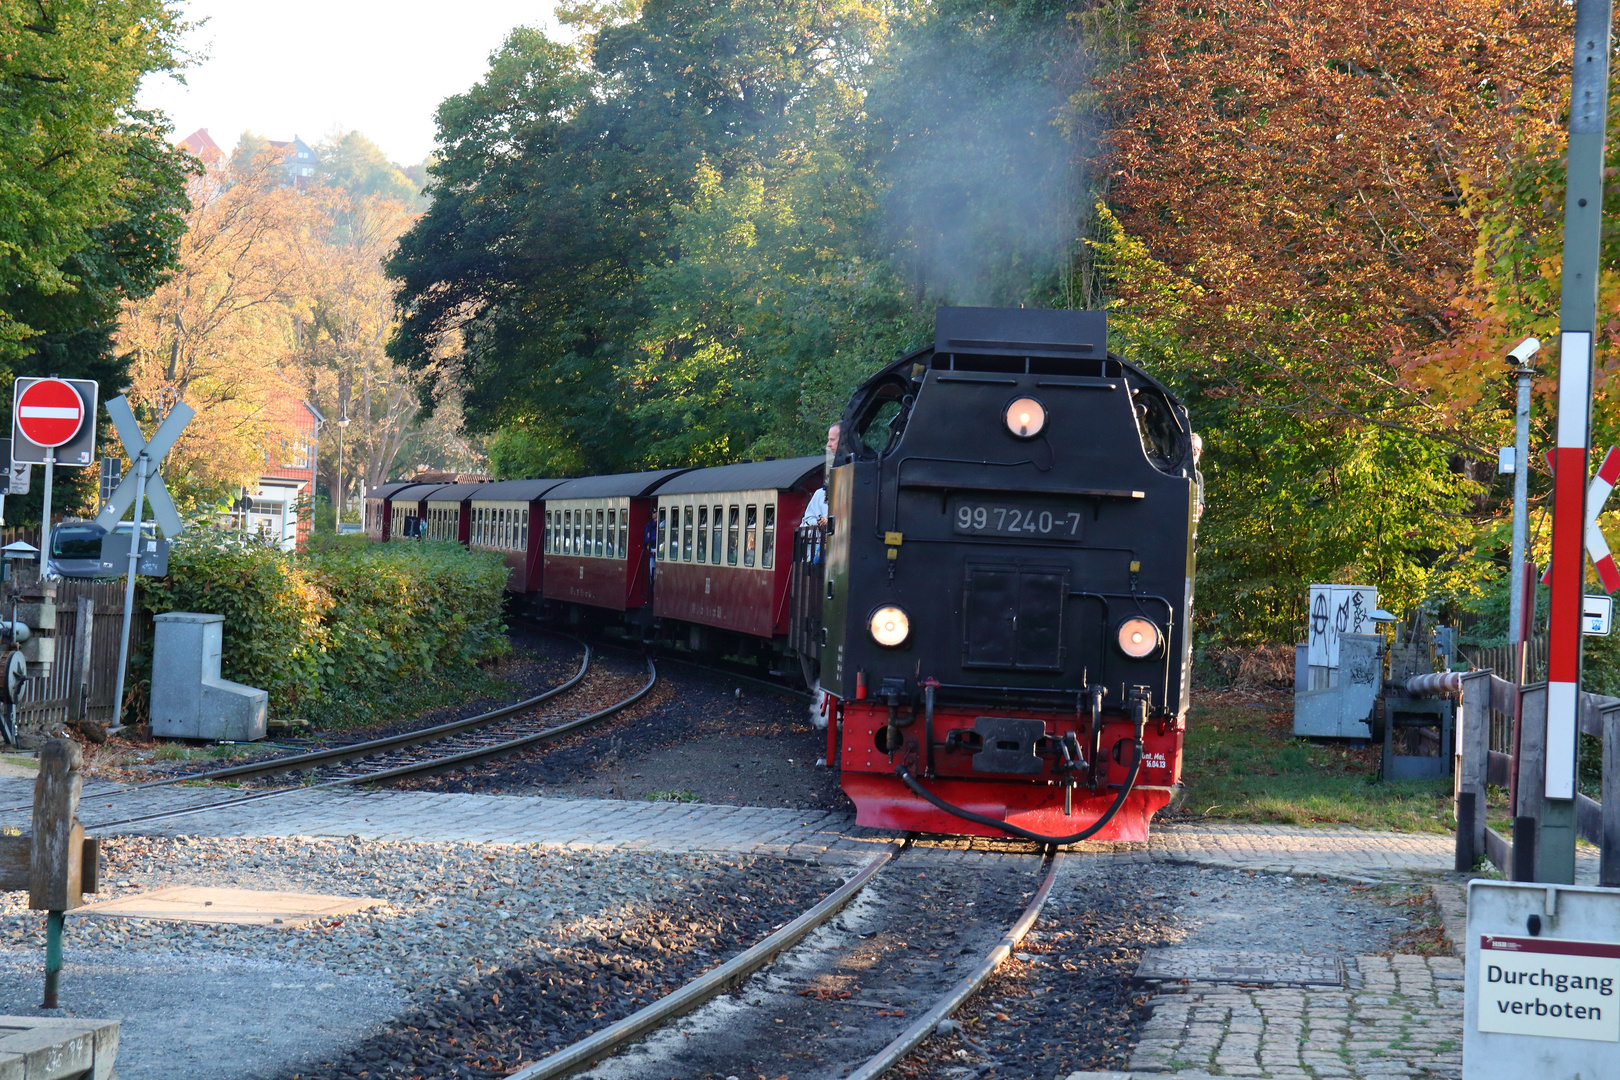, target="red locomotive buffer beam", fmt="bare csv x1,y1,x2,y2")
833,699,1183,842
